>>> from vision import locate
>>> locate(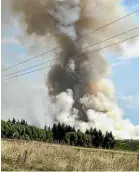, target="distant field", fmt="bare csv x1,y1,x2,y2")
1,139,139,171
